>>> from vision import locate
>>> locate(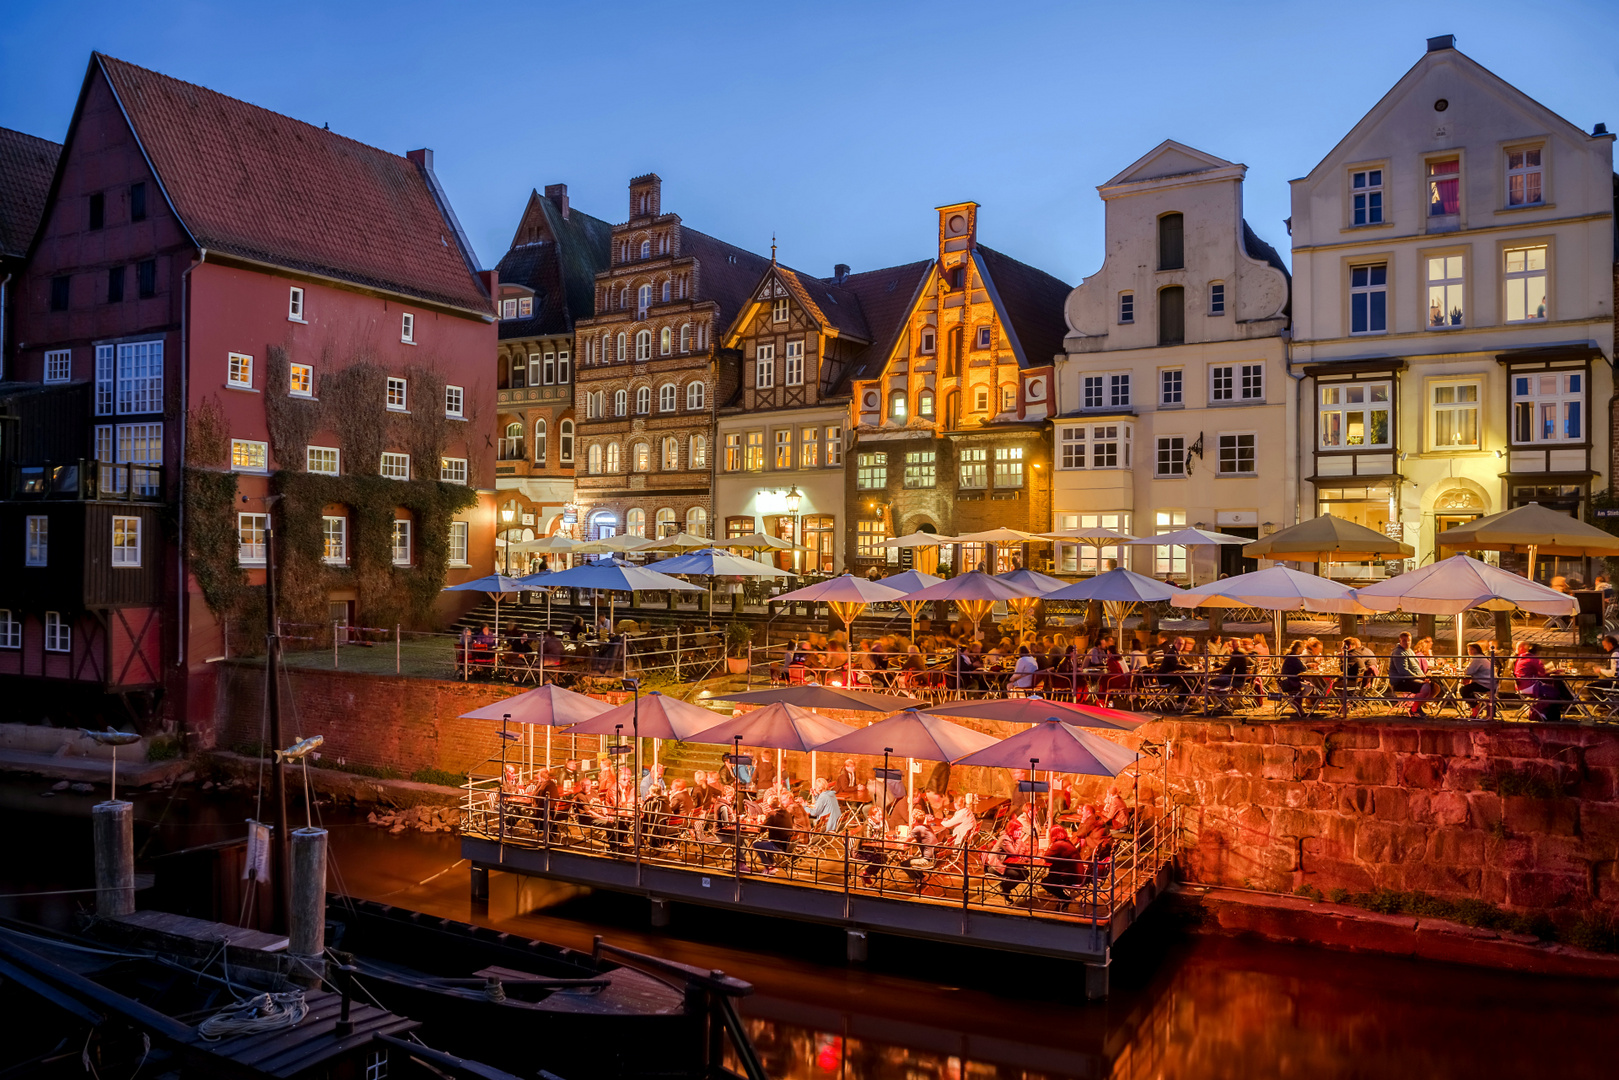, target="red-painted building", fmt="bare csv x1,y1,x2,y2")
3,54,496,736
